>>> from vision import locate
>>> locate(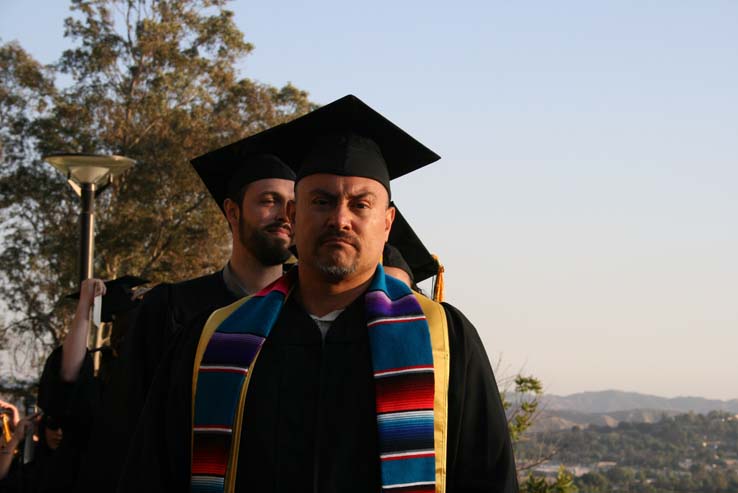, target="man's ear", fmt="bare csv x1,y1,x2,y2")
384,205,396,242
287,200,296,225
223,198,240,230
